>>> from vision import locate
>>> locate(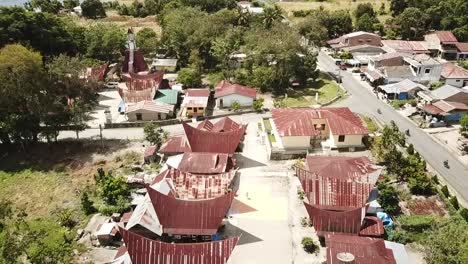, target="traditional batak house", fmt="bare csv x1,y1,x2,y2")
297,156,384,238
